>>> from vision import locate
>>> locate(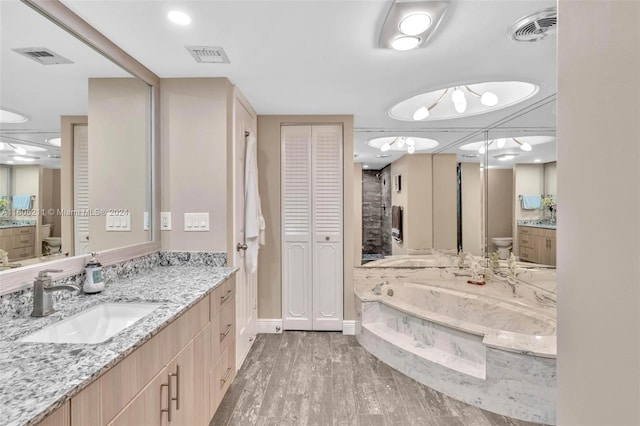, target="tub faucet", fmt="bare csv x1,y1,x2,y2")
31,269,80,317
